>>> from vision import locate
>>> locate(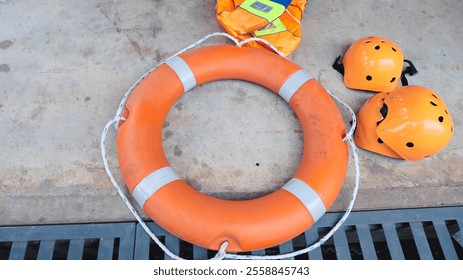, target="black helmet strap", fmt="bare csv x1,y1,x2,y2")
400,59,418,86
332,55,345,75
